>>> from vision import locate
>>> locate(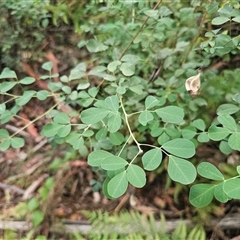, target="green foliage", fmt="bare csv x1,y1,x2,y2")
80,210,206,240
1,0,240,212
